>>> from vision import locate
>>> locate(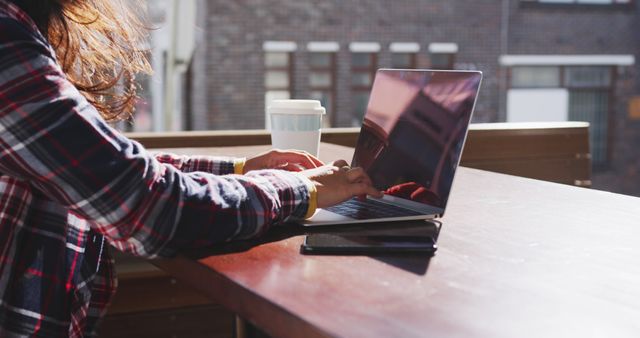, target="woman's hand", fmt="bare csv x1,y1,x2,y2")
299,160,383,208
244,149,324,173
